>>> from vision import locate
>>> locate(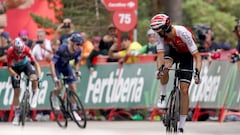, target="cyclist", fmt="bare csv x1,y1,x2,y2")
49,32,83,120
150,14,202,133
7,37,42,125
